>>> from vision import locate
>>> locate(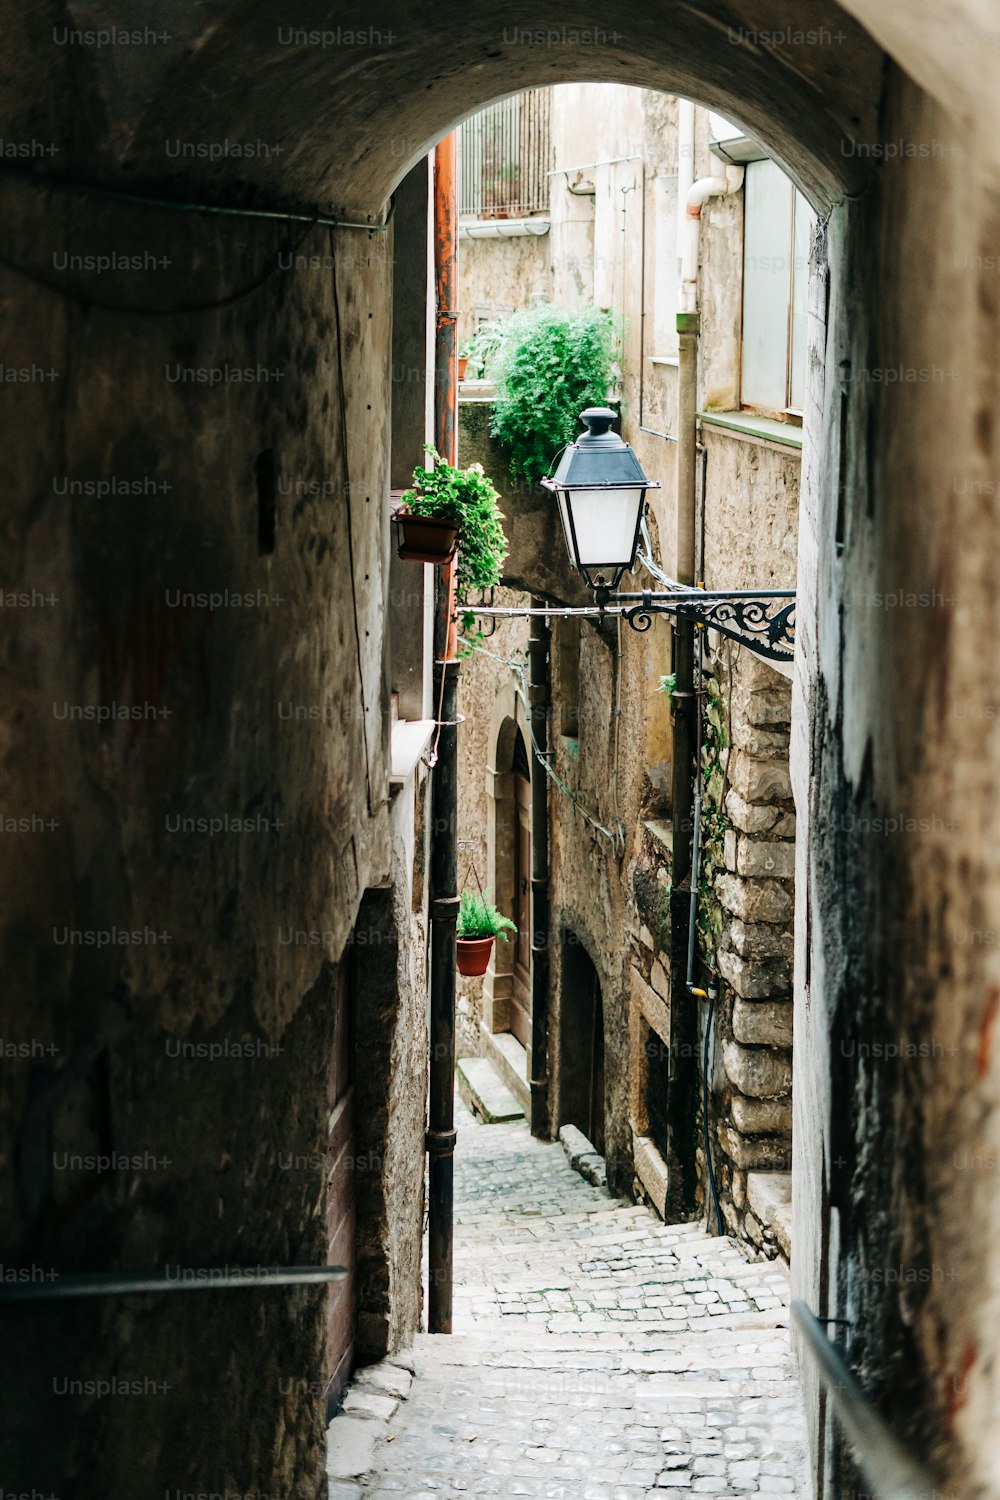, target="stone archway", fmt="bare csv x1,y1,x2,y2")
2,6,1000,1500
